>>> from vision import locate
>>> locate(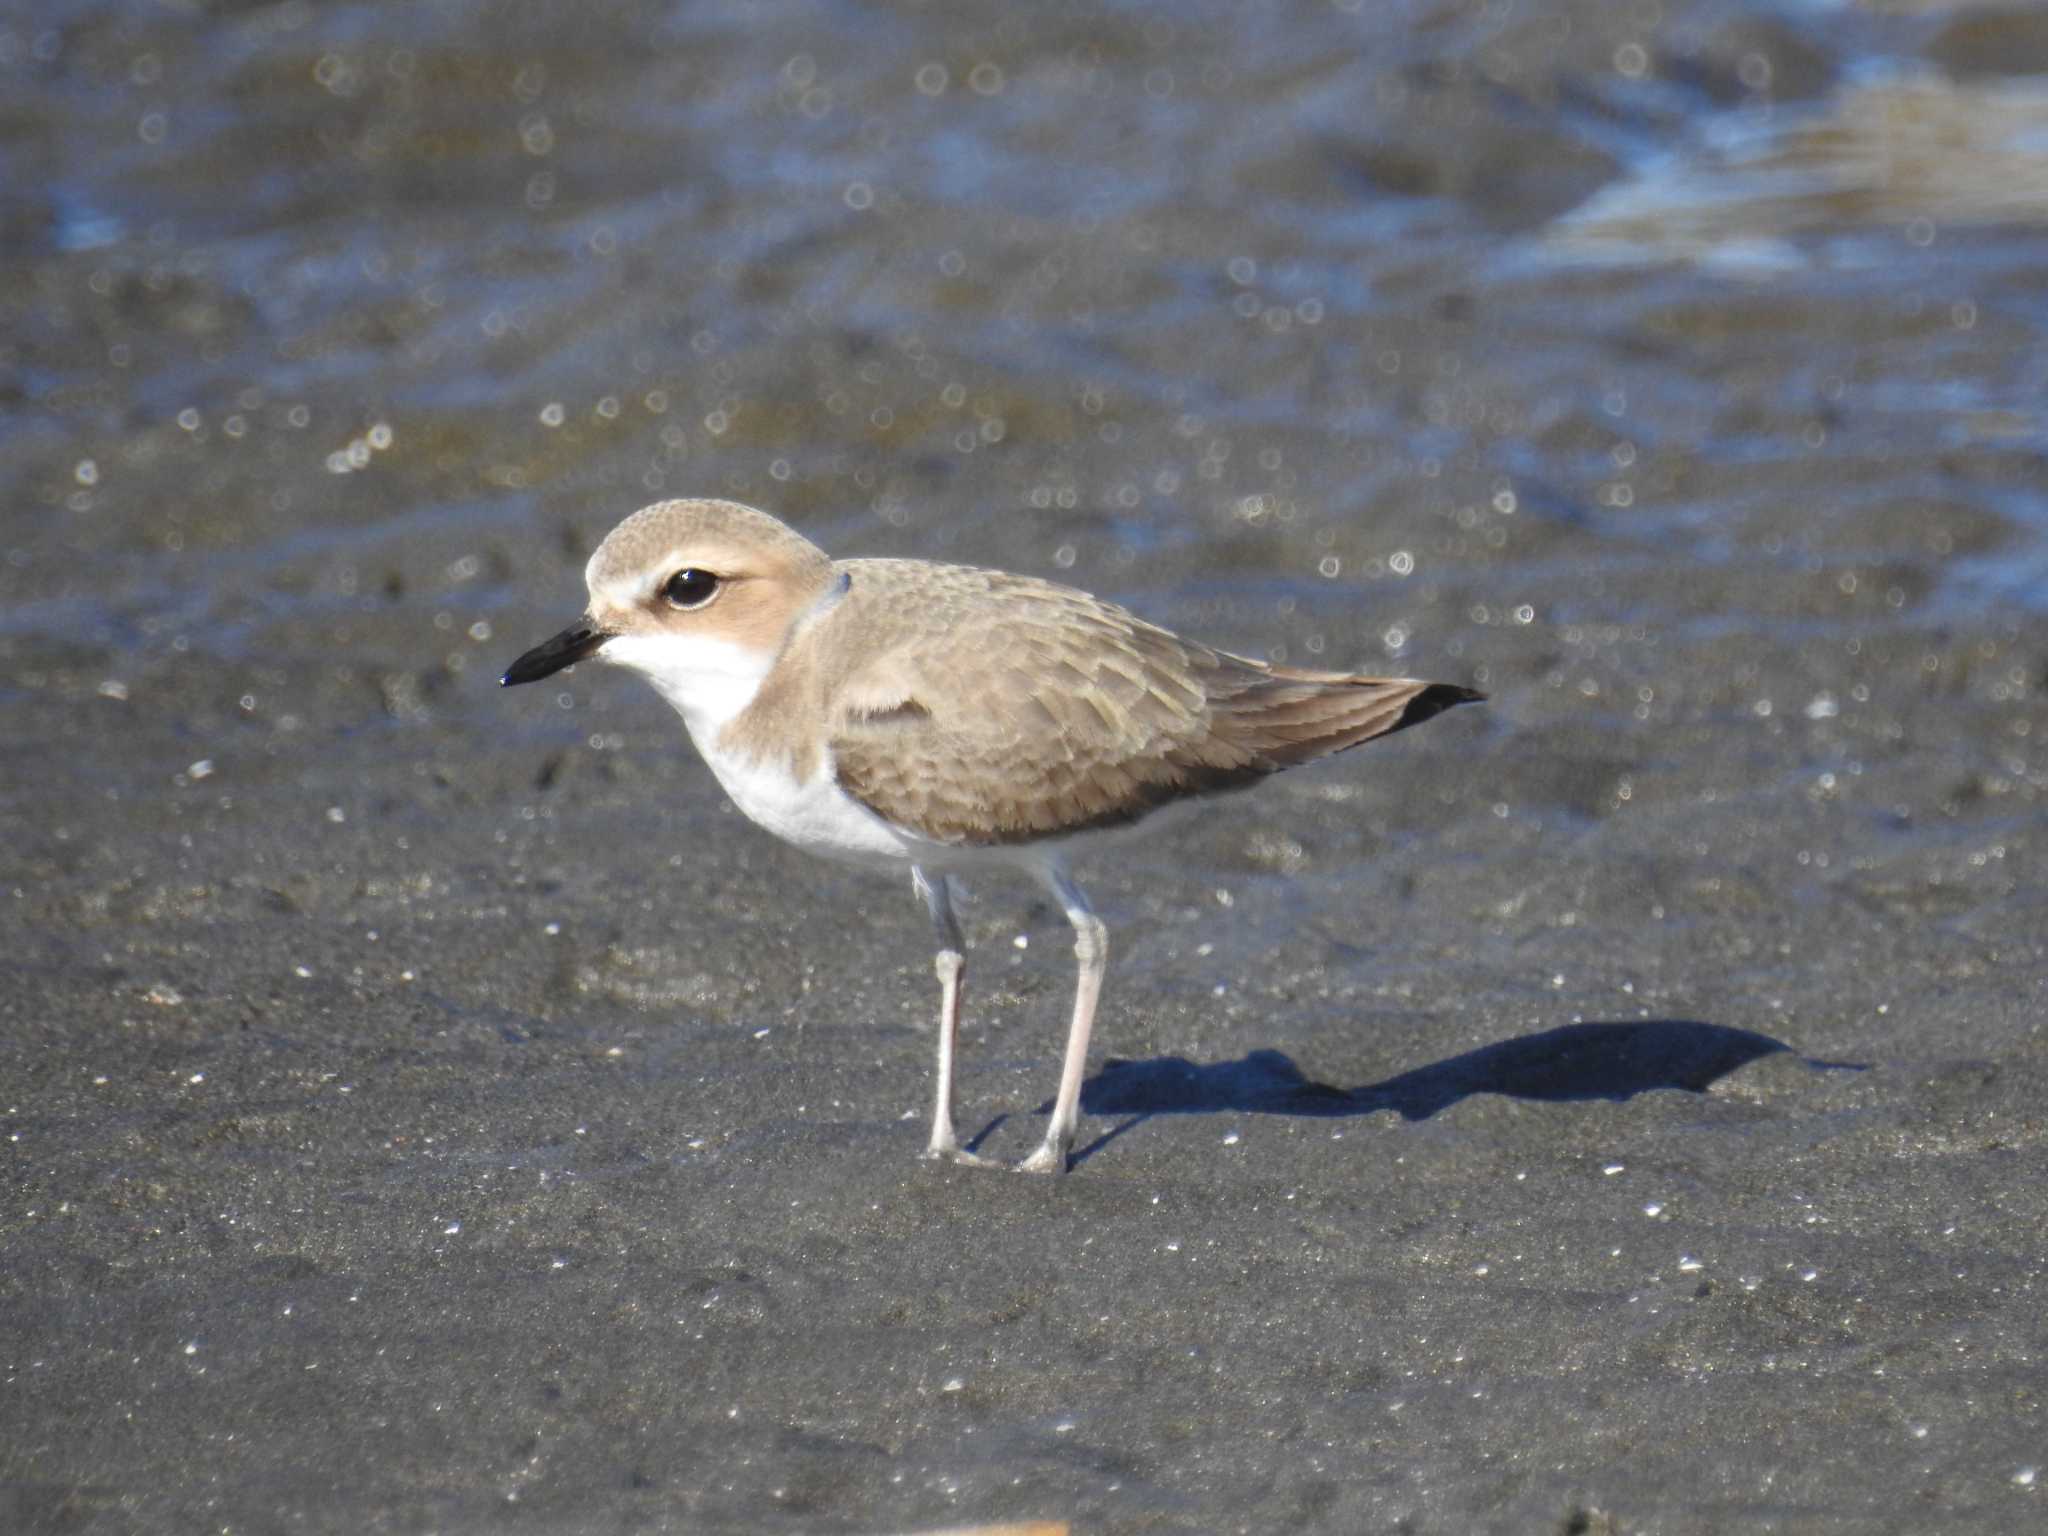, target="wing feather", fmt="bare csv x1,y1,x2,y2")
822,561,1480,846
